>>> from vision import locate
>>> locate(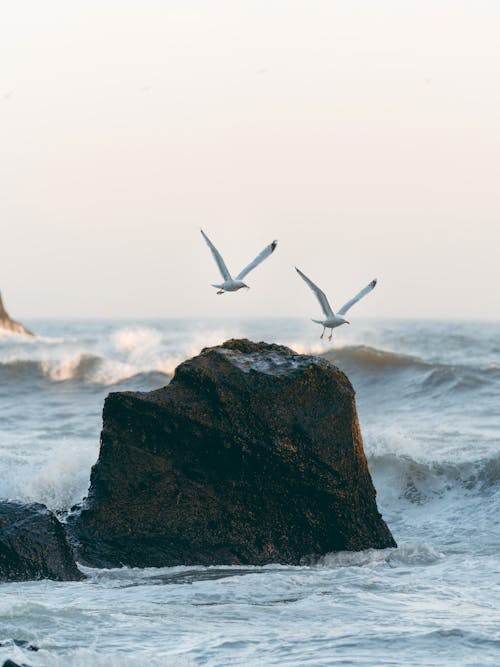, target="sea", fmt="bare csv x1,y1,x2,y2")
0,318,498,667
